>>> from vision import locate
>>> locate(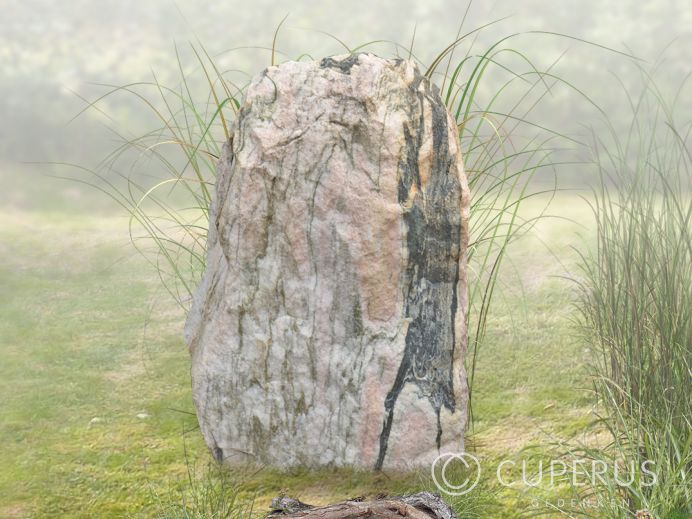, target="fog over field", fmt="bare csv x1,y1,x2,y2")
1,0,690,210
